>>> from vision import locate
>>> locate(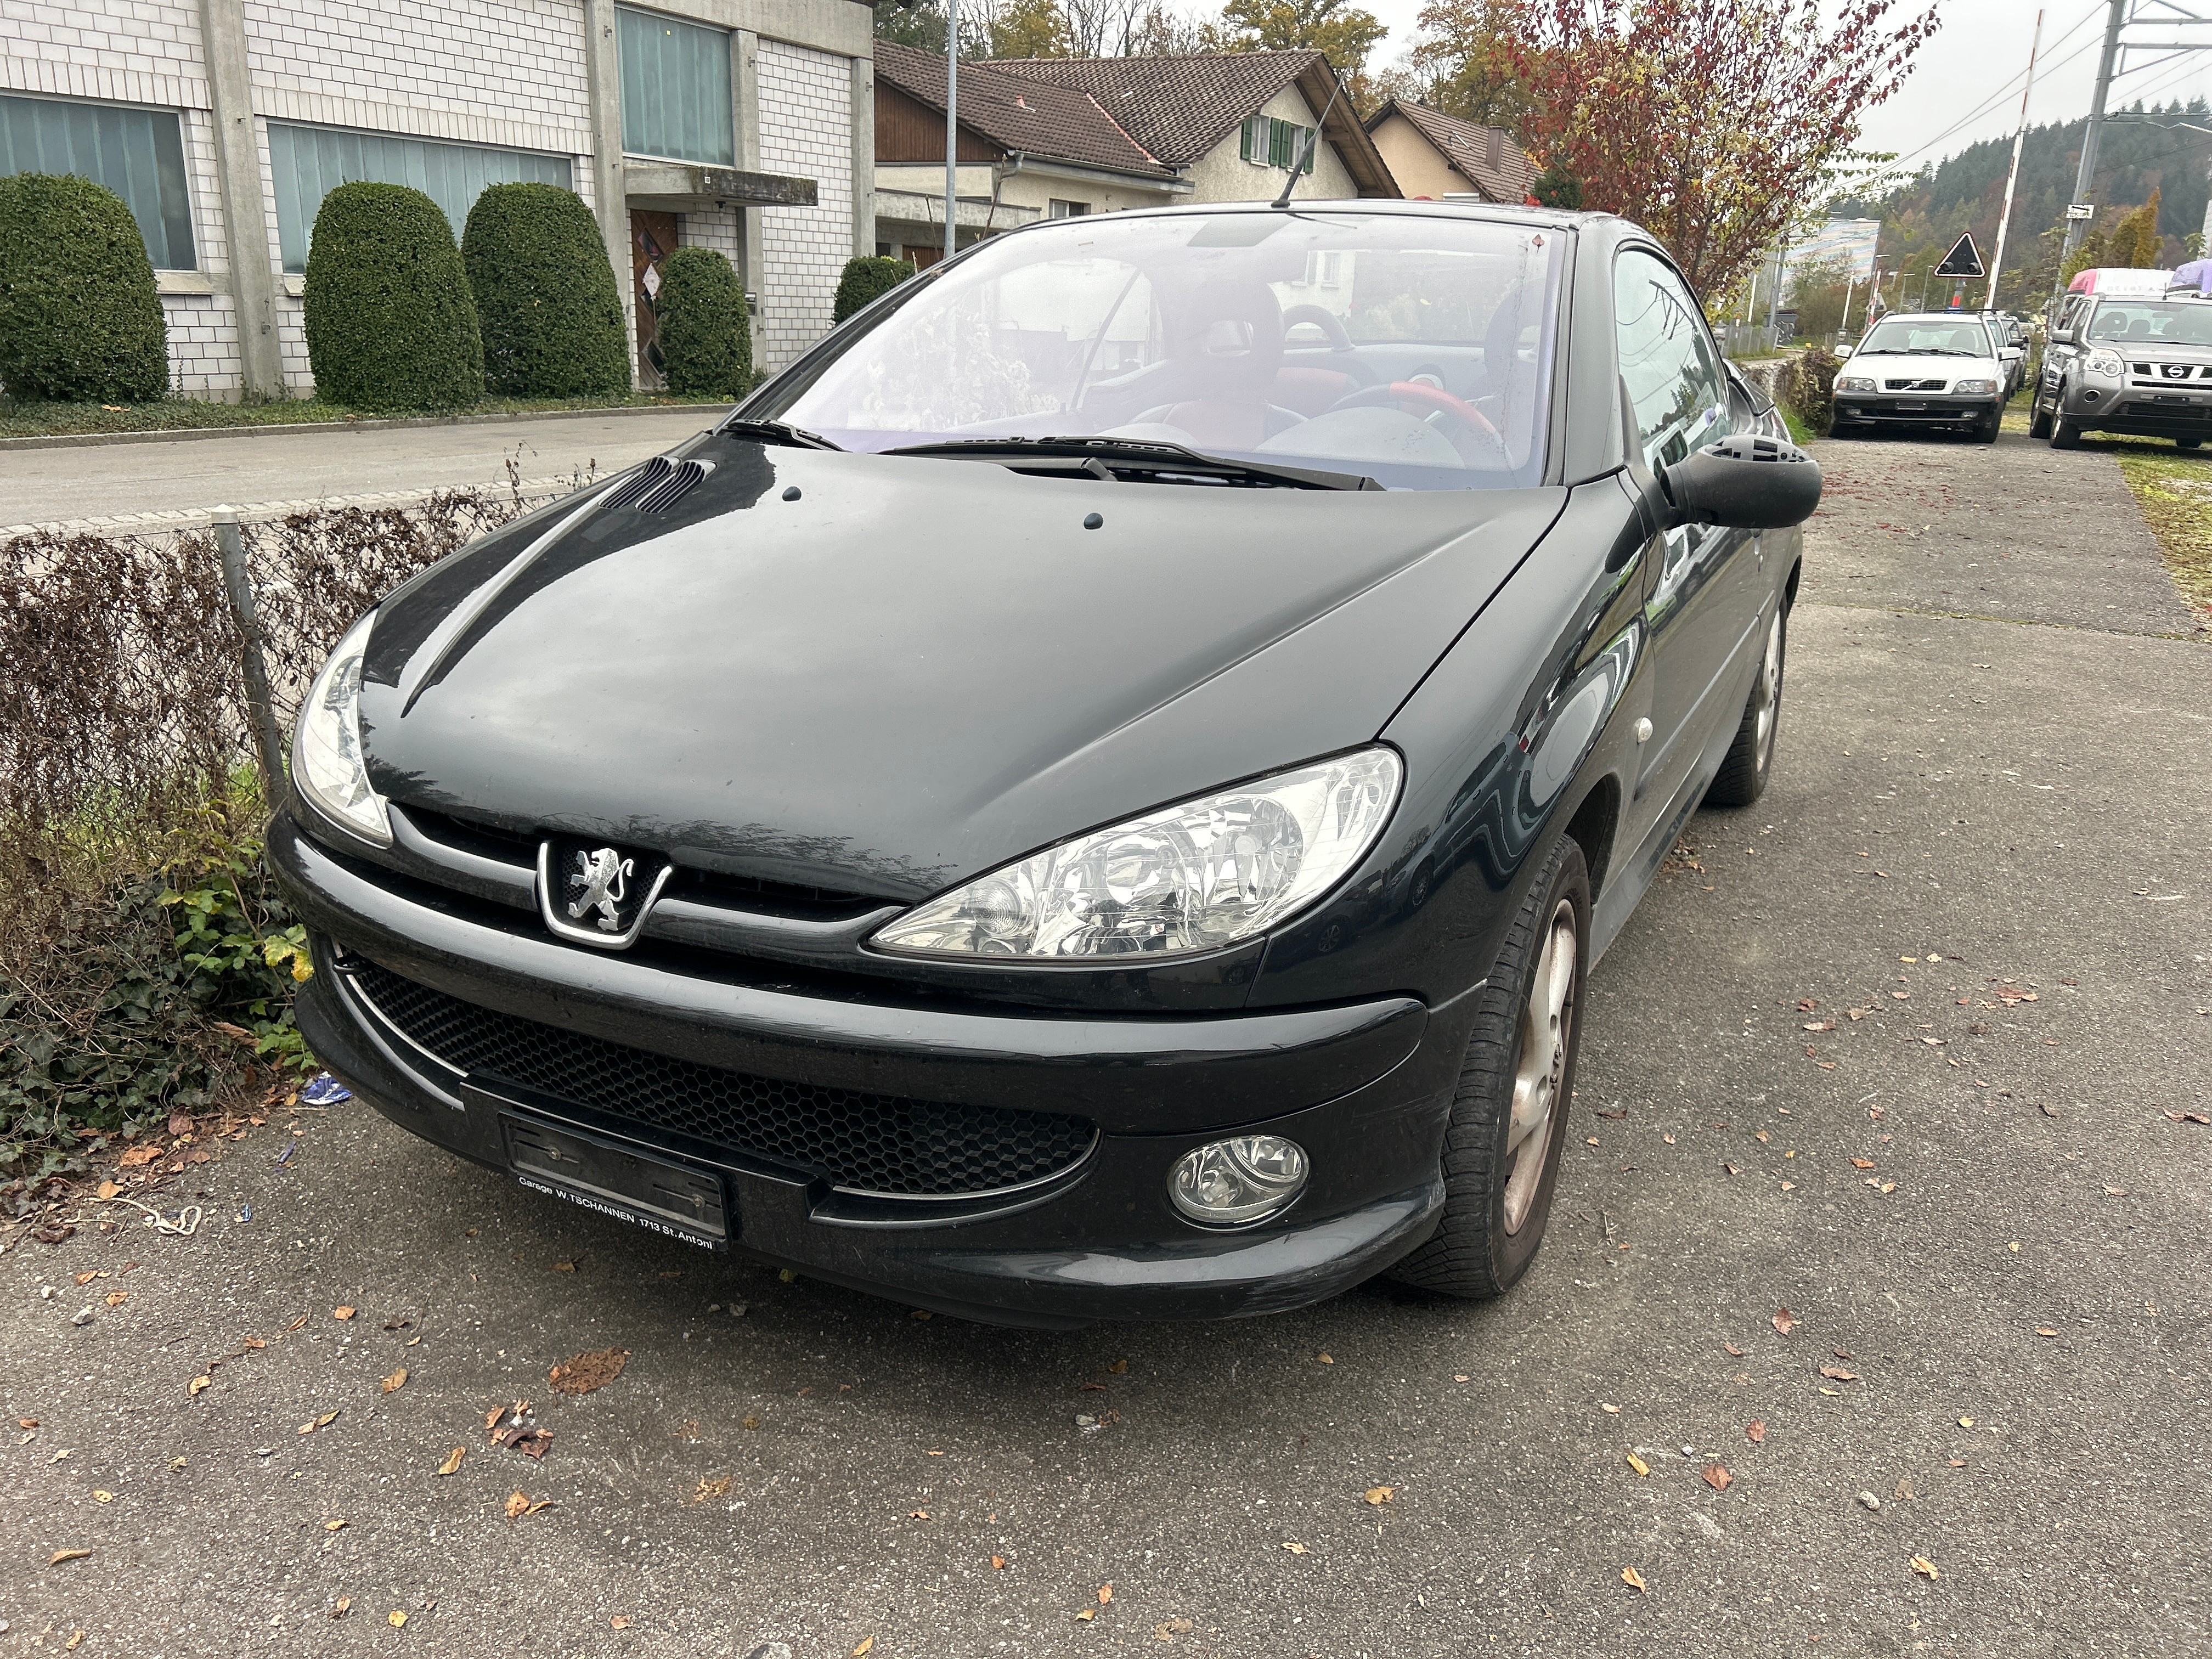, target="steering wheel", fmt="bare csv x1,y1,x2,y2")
1280,303,1356,352
1324,381,1503,465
